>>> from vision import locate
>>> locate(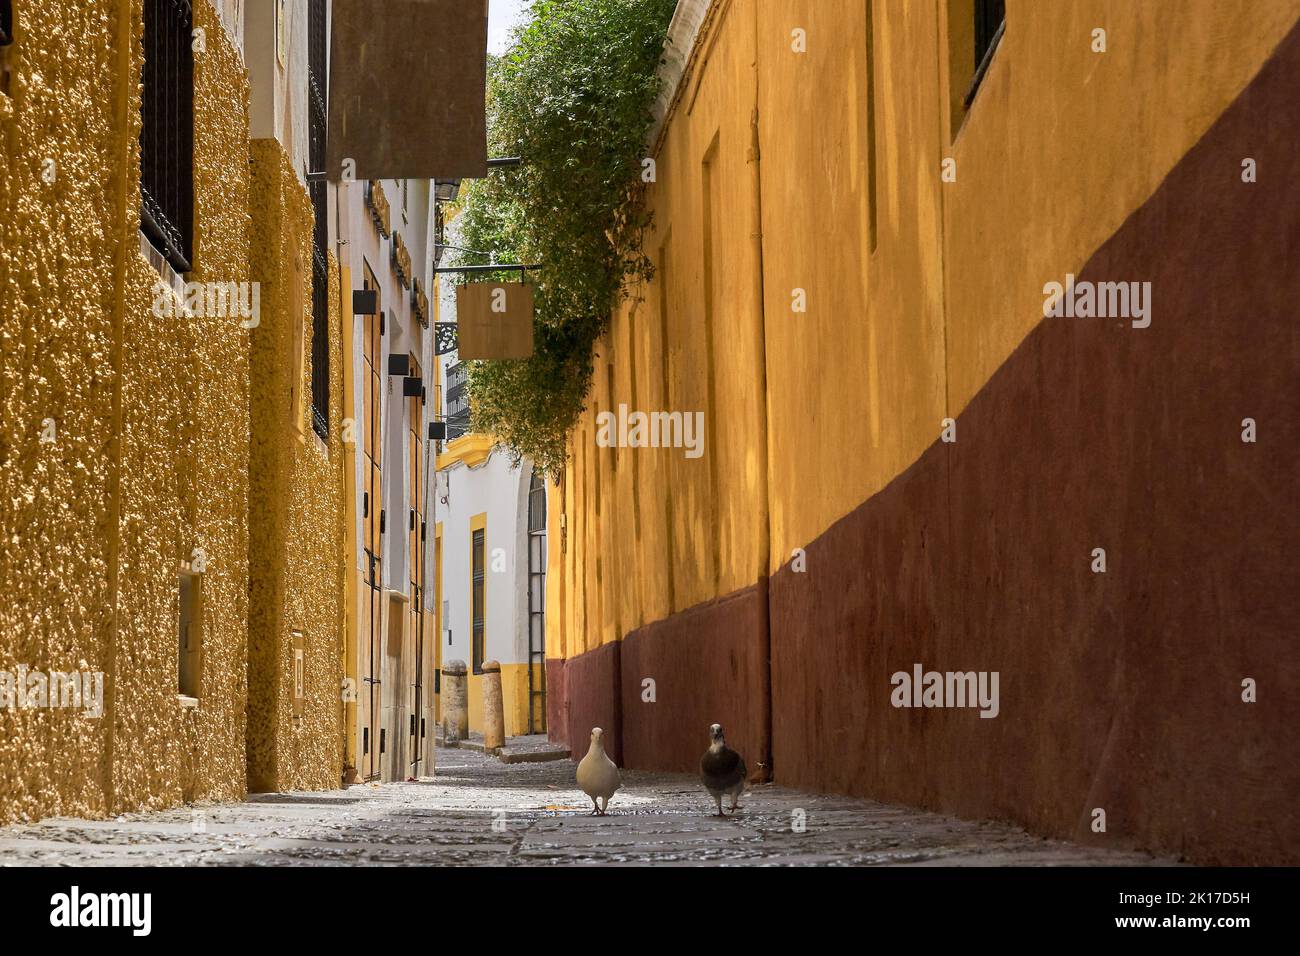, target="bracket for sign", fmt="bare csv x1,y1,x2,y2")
432,264,541,276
